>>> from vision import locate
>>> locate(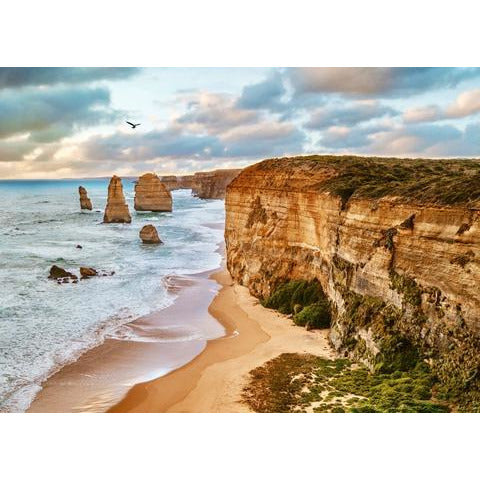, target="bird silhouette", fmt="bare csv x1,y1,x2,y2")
126,121,141,129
